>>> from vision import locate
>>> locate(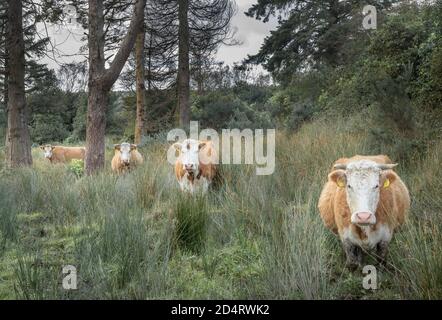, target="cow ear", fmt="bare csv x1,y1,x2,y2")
329,170,346,188
173,142,182,151
381,171,396,189
130,144,137,150
51,146,55,150
114,144,121,151
198,142,206,150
